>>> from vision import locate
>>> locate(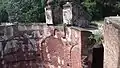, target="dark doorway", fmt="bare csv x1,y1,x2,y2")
91,44,104,68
